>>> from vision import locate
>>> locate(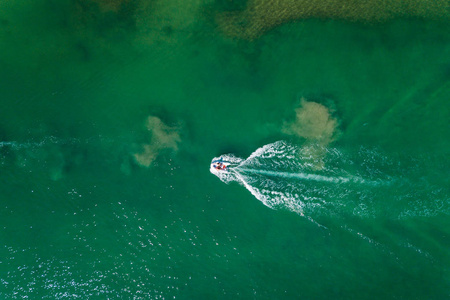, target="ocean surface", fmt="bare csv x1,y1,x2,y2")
1,1,449,299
